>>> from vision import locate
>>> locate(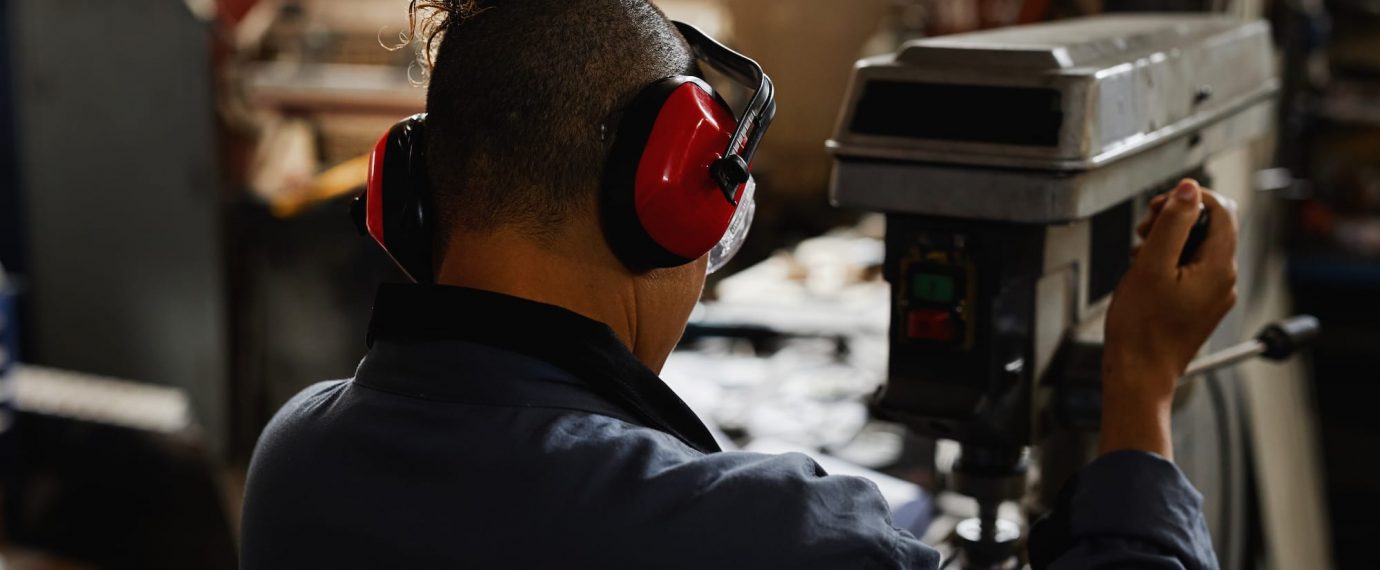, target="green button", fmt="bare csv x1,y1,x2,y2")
912,273,956,302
